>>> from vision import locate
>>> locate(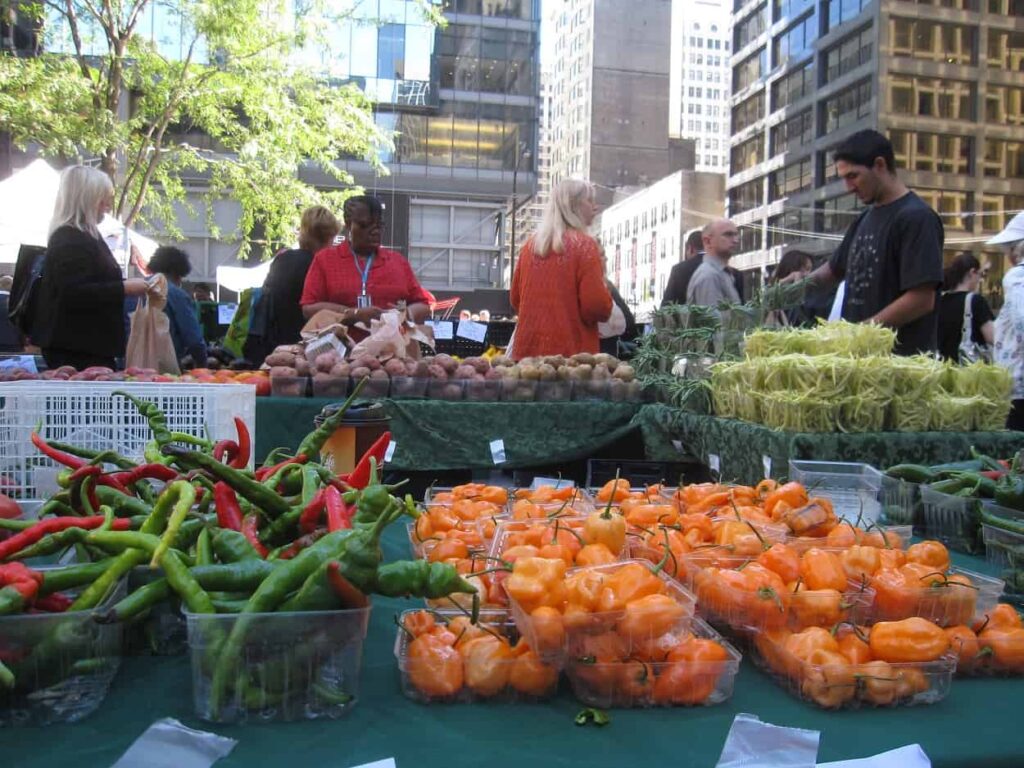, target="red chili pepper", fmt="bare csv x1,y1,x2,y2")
109,464,180,486
299,489,327,535
326,561,369,608
33,593,72,612
241,513,268,558
325,486,353,532
0,516,132,560
0,562,43,613
213,440,240,465
96,475,133,496
213,482,244,531
981,470,1007,480
277,528,328,560
30,432,87,470
68,464,103,484
343,431,391,491
230,418,251,470
254,454,308,481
